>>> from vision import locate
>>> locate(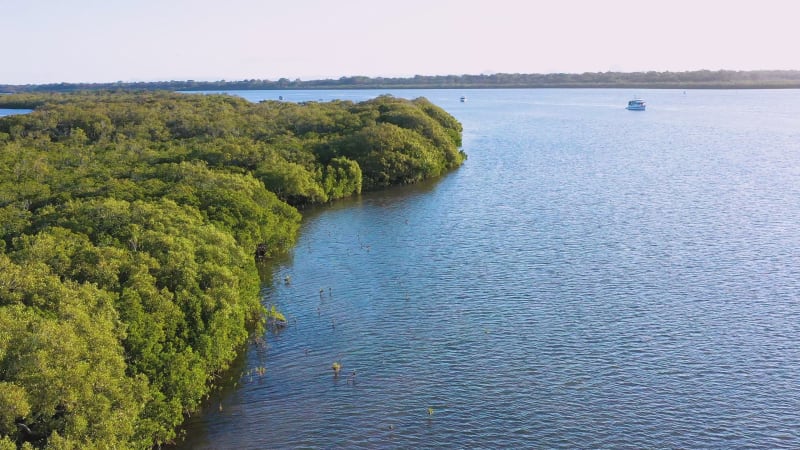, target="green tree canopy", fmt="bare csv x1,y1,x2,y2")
0,91,464,448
